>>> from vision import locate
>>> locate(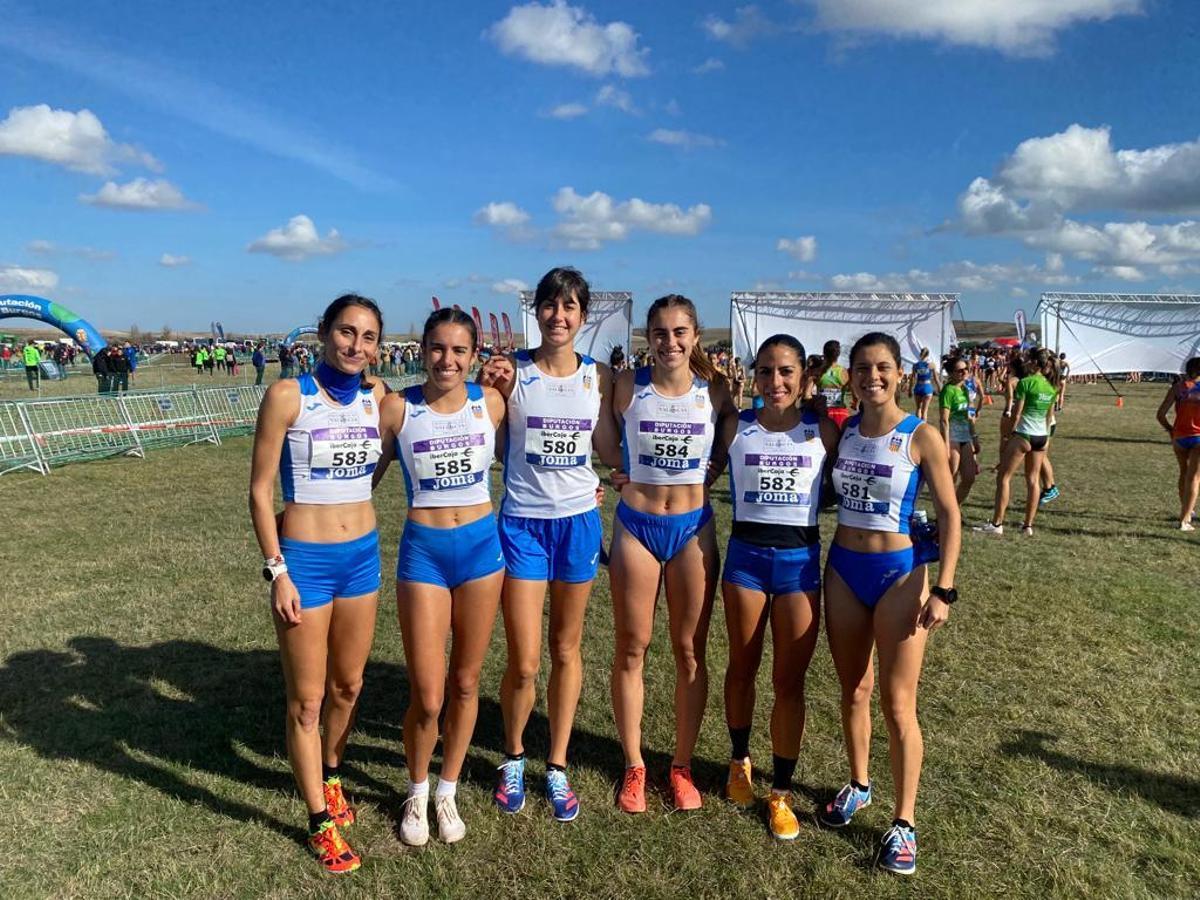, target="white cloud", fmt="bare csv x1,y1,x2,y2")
596,84,638,115
777,235,818,262
551,186,712,250
1096,264,1147,281
830,257,1079,293
0,104,160,175
247,215,347,261
0,263,59,293
647,128,723,150
692,57,725,74
546,102,588,119
159,253,191,268
702,6,783,48
473,201,534,241
803,0,1144,57
491,278,530,295
25,240,114,261
830,272,891,292
664,98,683,117
486,1,649,77
80,178,198,211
